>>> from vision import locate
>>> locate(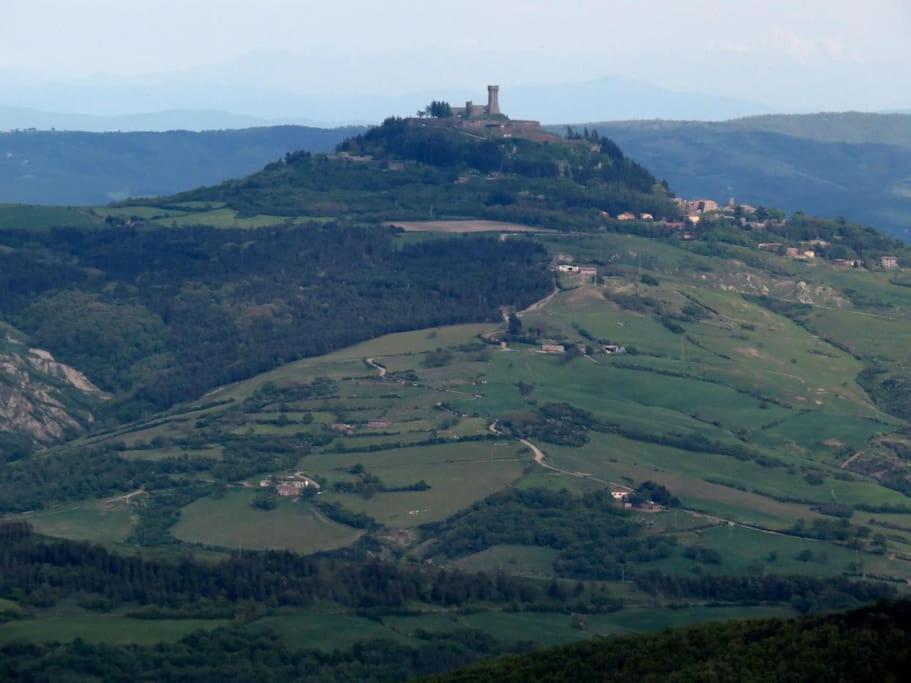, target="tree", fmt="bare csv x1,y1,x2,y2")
425,101,453,118
507,313,522,337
